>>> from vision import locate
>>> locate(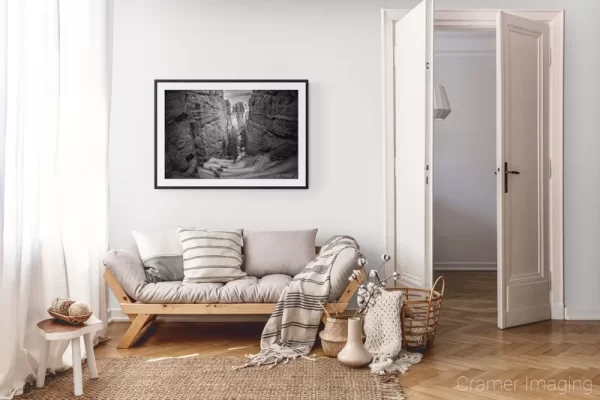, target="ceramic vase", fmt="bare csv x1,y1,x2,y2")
337,317,372,368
